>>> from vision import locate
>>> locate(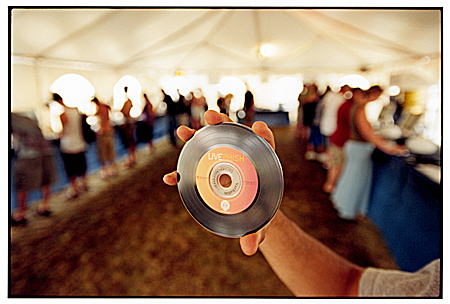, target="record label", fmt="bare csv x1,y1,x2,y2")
176,122,284,238
196,147,258,214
